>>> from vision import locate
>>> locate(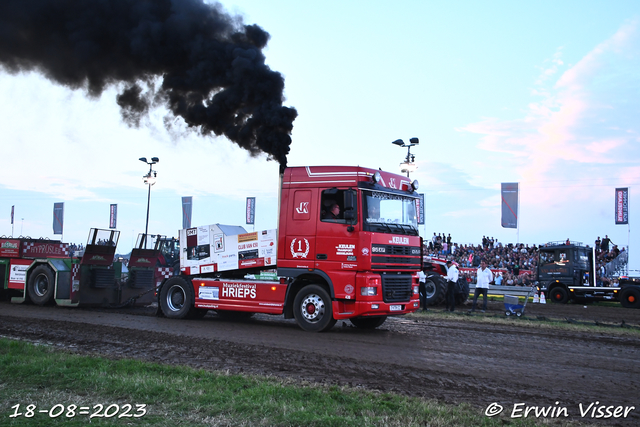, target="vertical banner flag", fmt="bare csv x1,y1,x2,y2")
246,197,255,225
109,204,117,229
182,196,192,229
615,188,629,225
11,205,14,225
53,202,64,235
501,183,518,229
416,193,425,225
